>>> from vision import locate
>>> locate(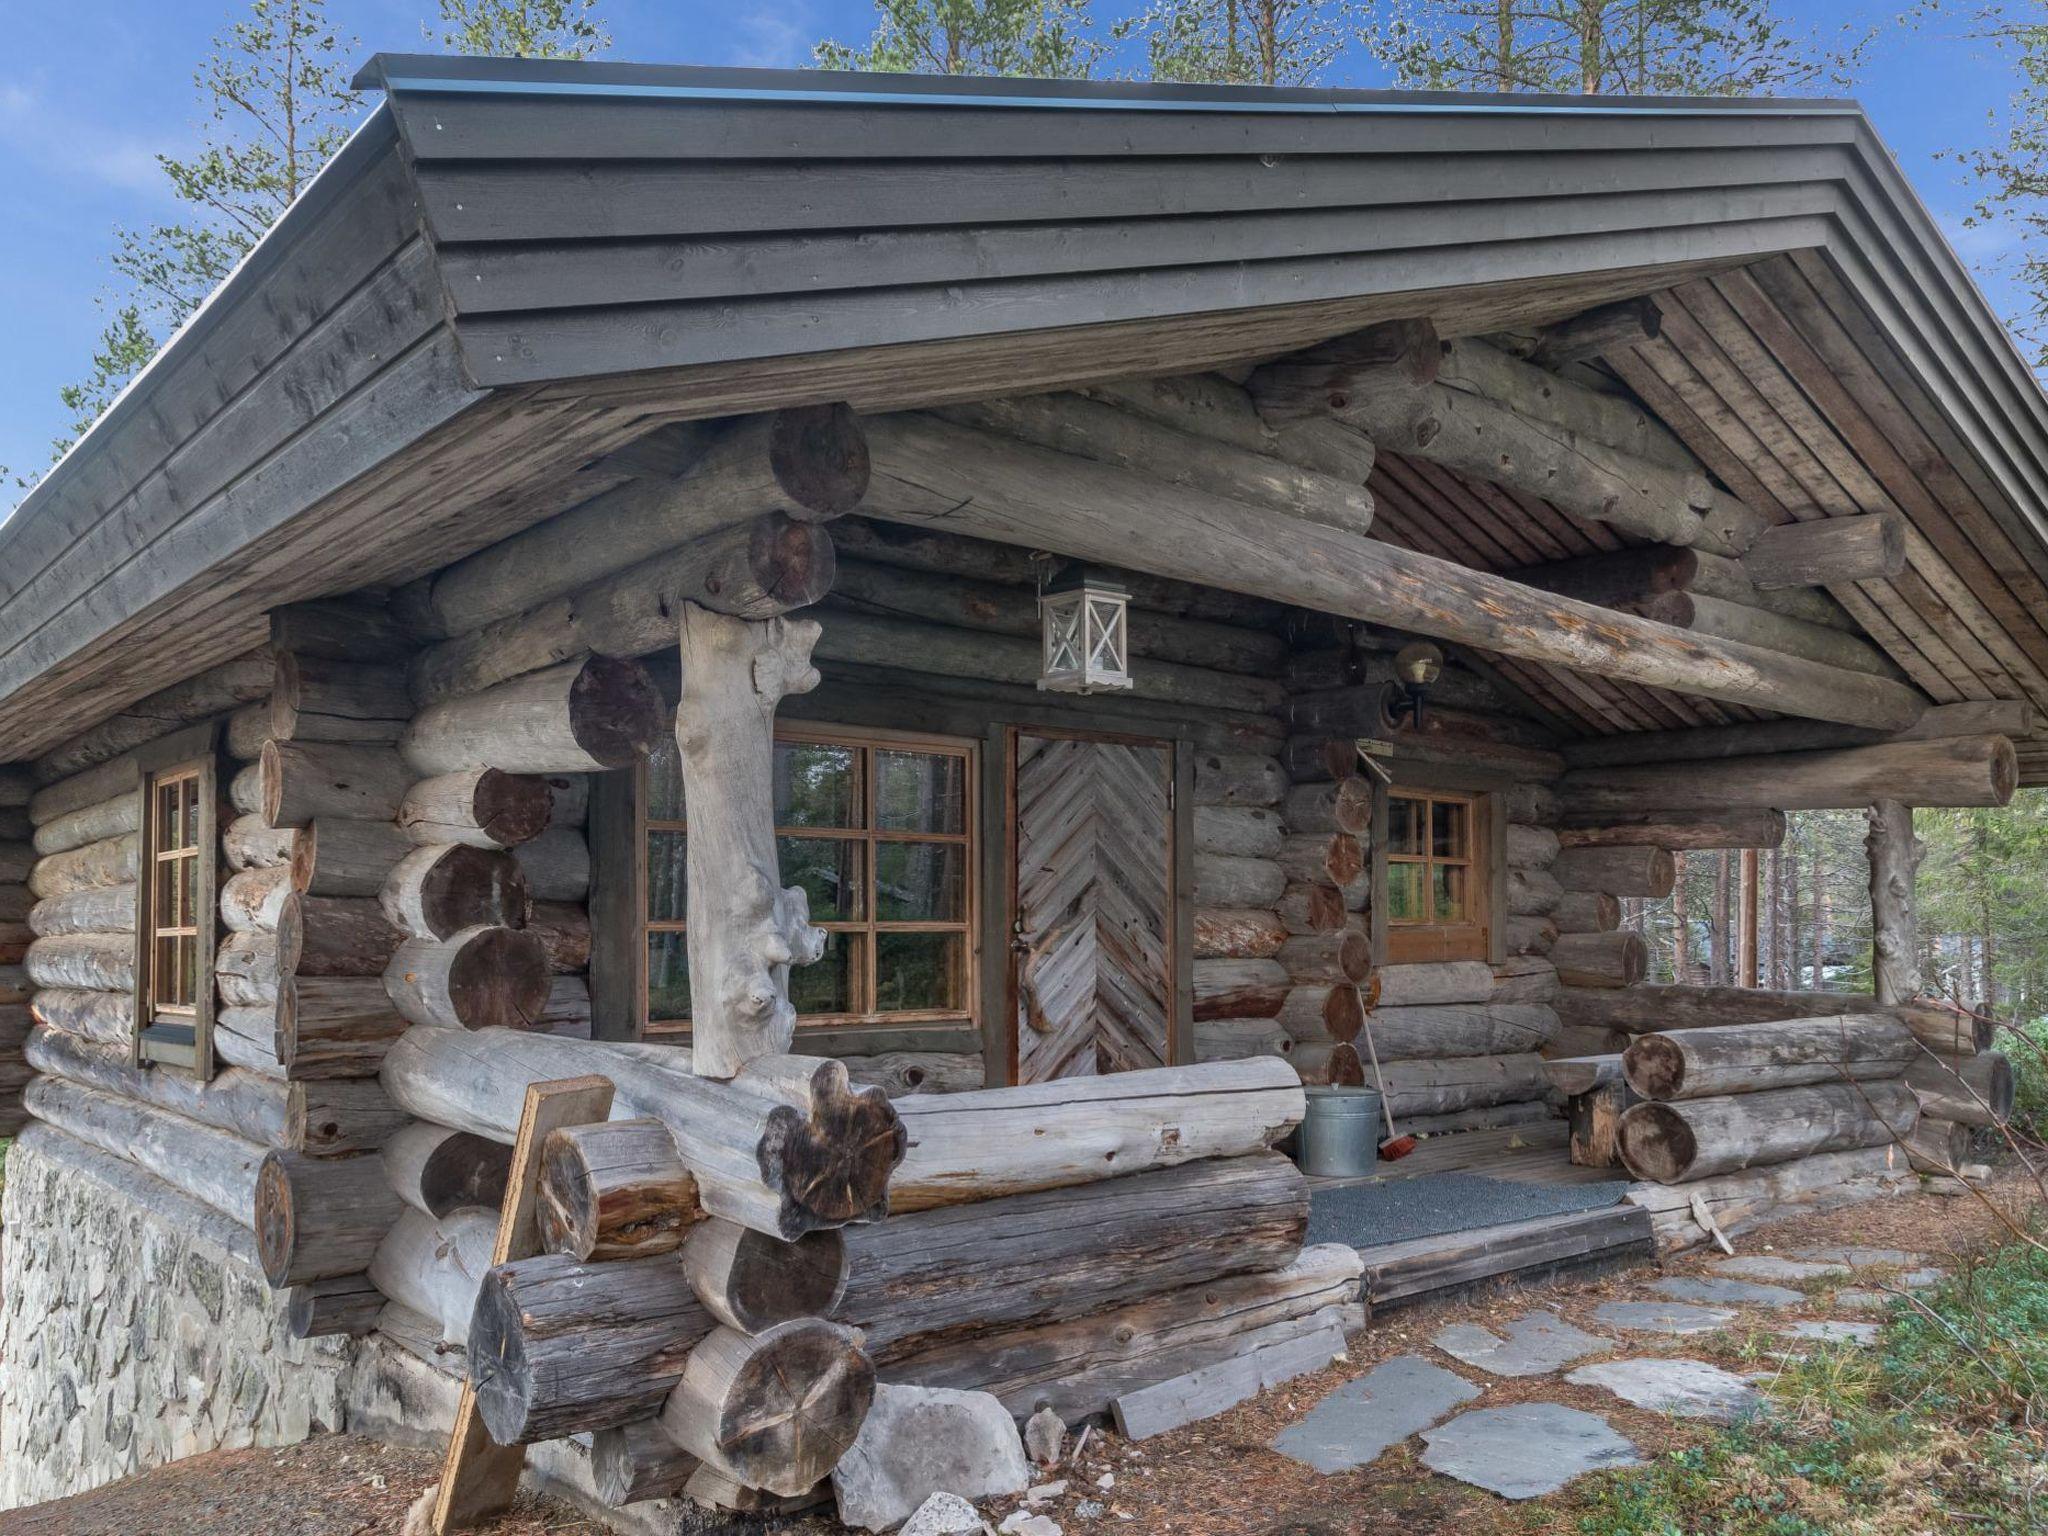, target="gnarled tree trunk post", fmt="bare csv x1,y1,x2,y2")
675,603,828,1079
1865,799,1923,1008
